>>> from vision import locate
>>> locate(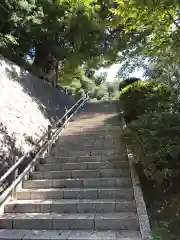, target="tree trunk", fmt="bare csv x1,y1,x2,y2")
55,60,59,87
33,43,50,74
